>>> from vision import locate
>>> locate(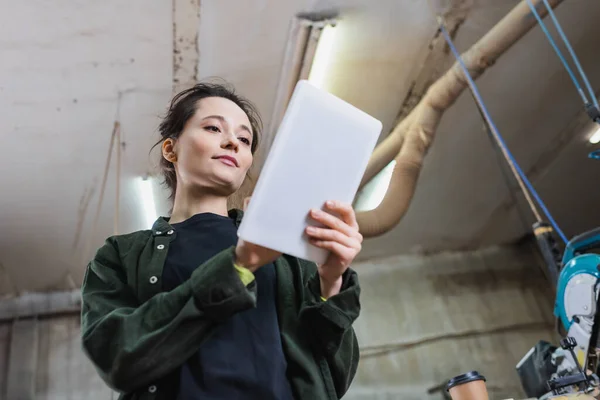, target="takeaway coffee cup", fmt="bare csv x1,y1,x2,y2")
446,371,488,400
